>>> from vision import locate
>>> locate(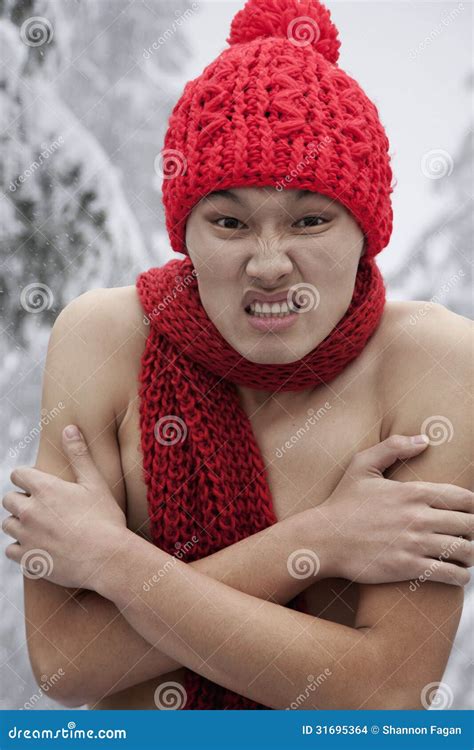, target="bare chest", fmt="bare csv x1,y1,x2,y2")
117,367,382,623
